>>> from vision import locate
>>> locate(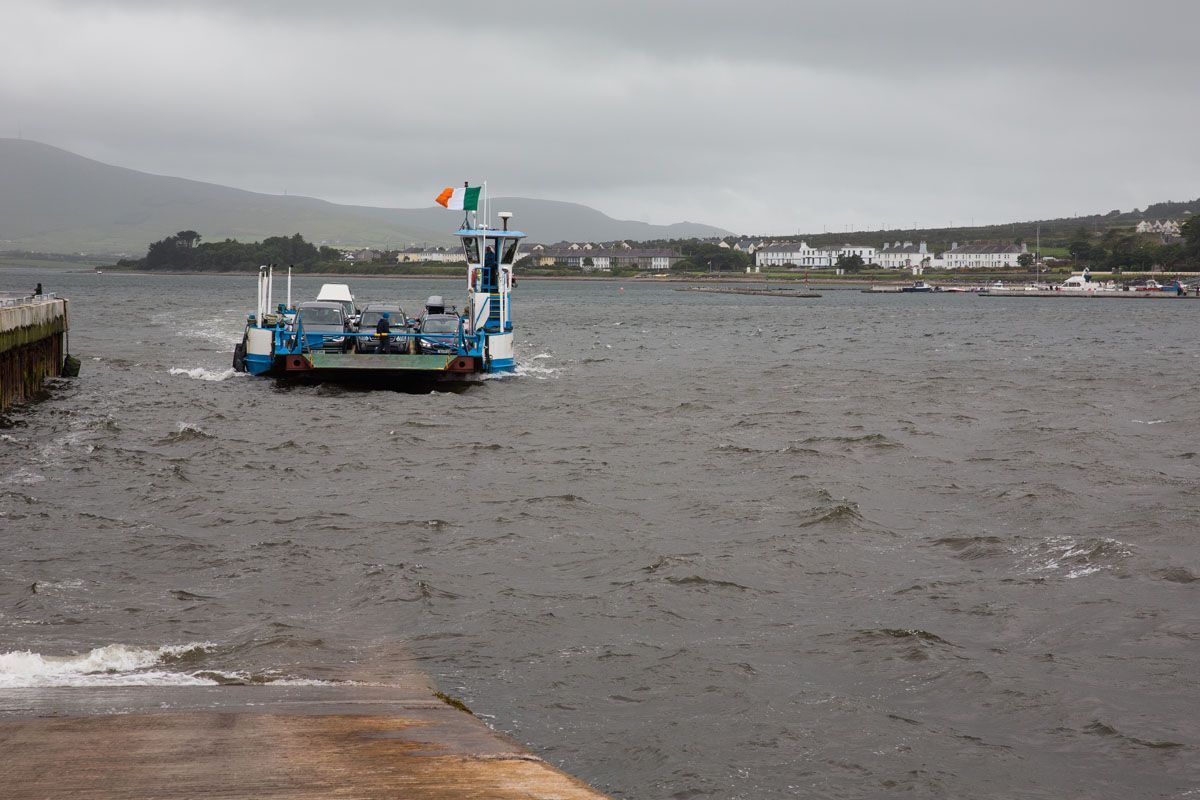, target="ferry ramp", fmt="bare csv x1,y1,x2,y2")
0,680,608,799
